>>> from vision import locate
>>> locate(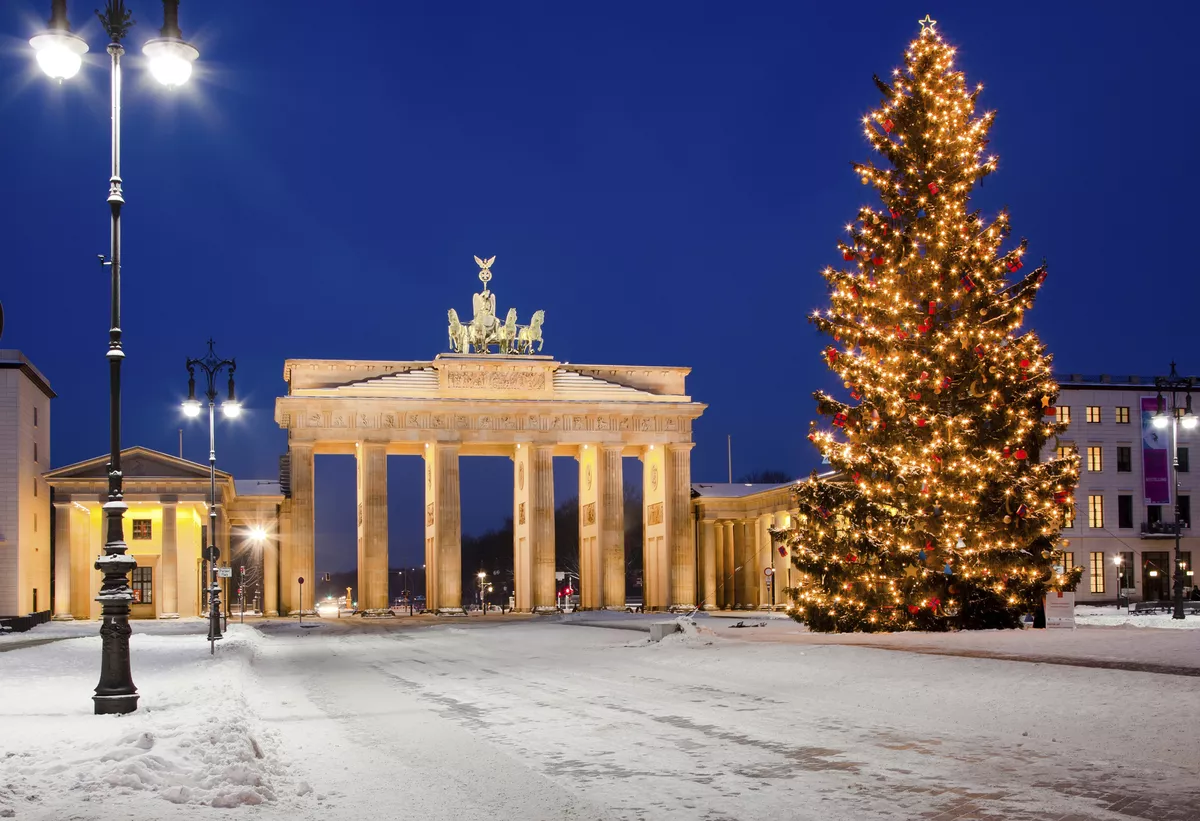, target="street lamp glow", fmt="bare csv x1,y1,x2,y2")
142,38,198,87
30,30,88,81
1182,413,1198,431
248,526,268,542
182,398,202,417
1152,414,1169,430
221,401,241,418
